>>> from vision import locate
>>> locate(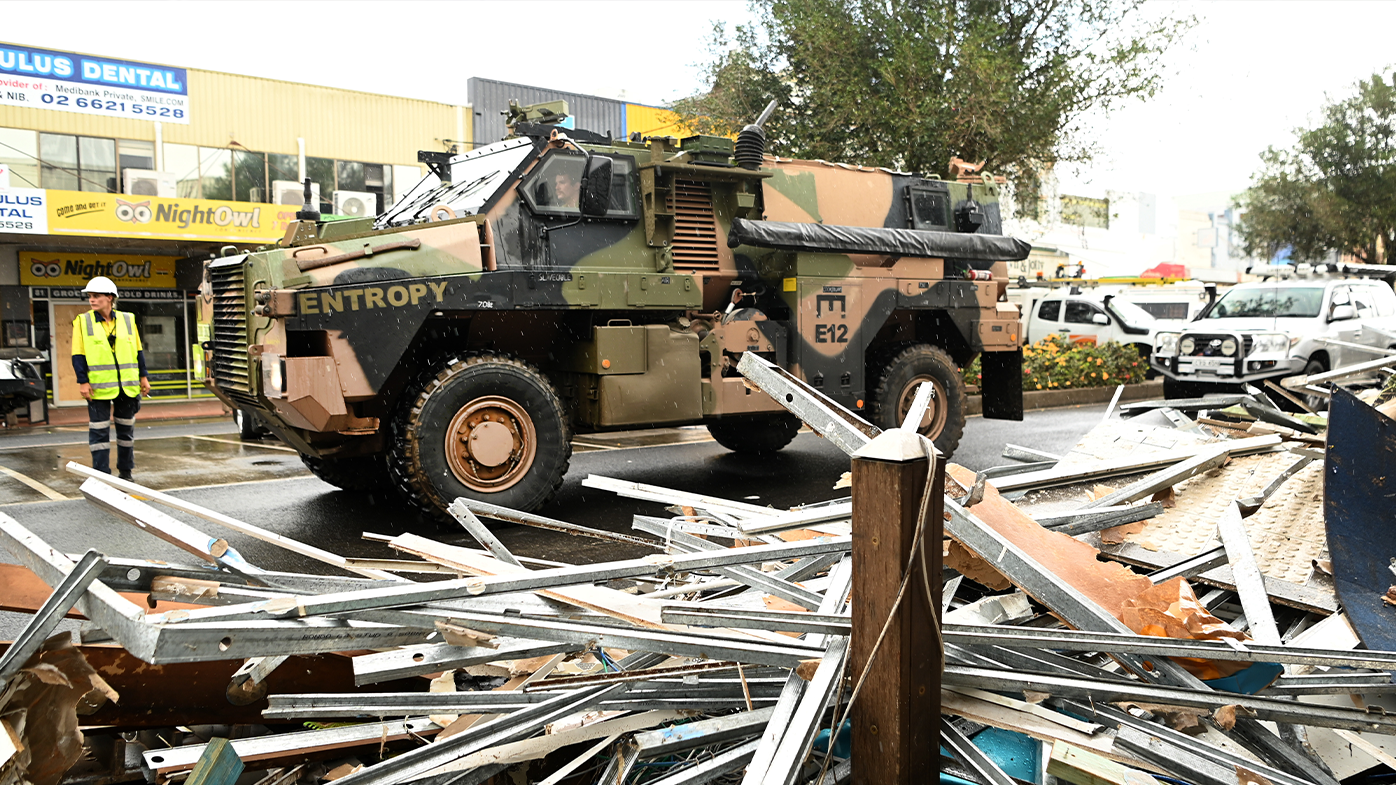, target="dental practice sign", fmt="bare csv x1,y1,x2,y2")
0,43,189,124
